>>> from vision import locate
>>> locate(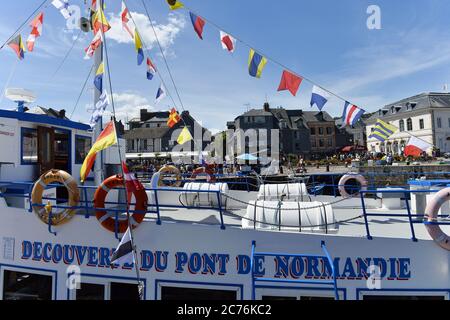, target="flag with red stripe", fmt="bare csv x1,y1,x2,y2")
27,12,44,52
341,101,365,127
189,12,205,40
